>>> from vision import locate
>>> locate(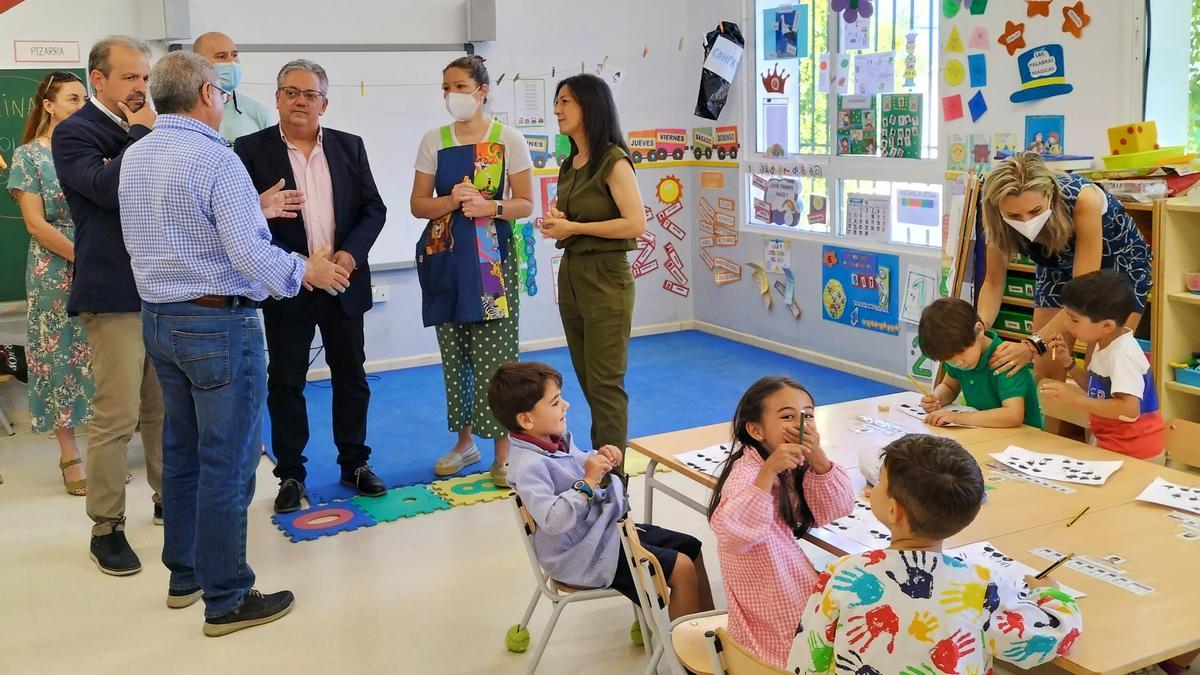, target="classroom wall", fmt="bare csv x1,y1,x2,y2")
190,0,700,370
1145,0,1191,148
